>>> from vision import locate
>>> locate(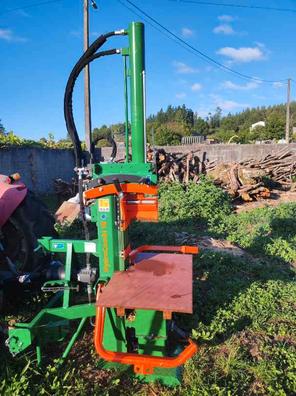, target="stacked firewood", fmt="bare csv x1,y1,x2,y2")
154,147,296,201
240,148,296,184
155,149,208,184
